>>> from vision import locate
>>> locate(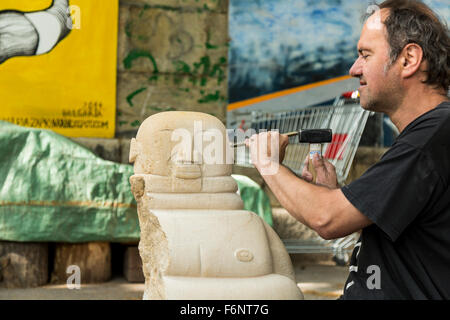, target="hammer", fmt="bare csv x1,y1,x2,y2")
232,129,332,182
298,129,333,183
